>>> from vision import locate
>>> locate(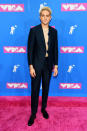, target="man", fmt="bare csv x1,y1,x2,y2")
27,6,58,126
